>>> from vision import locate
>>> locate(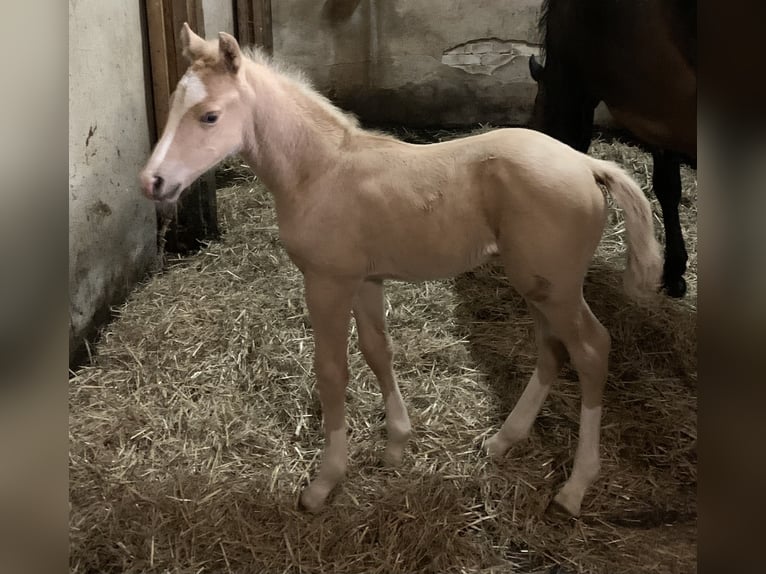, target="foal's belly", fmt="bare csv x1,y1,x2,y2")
365,238,500,282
